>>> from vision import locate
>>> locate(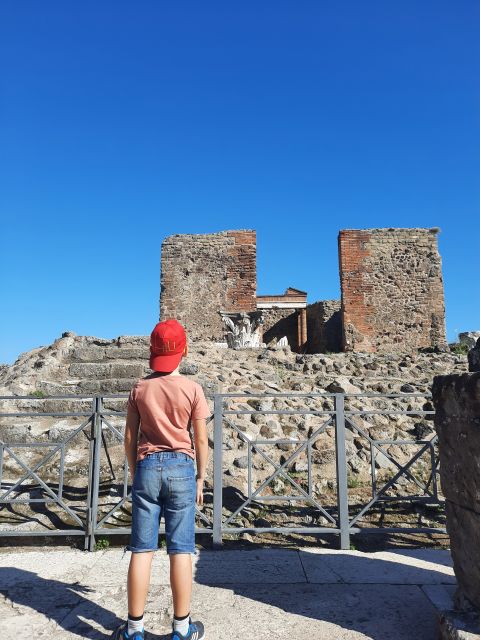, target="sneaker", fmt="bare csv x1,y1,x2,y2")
171,617,205,640
111,621,144,639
